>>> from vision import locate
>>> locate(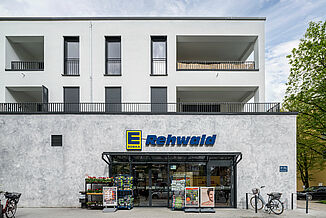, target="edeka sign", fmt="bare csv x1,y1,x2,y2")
126,130,216,151
126,130,142,150
146,134,216,147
